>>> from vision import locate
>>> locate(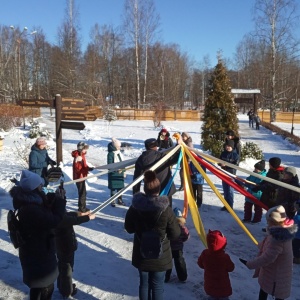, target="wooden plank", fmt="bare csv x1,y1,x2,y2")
62,98,85,107
17,99,55,108
61,113,97,121
60,121,85,130
62,106,87,112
